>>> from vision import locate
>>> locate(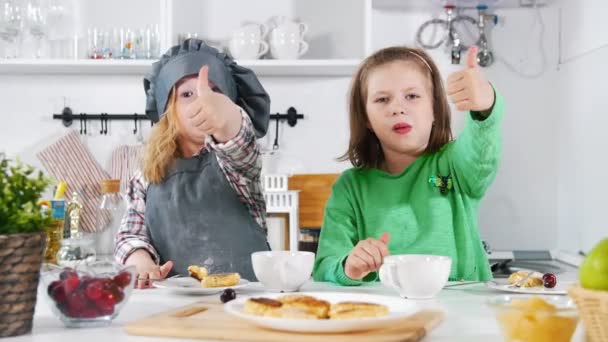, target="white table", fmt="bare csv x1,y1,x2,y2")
4,278,587,342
